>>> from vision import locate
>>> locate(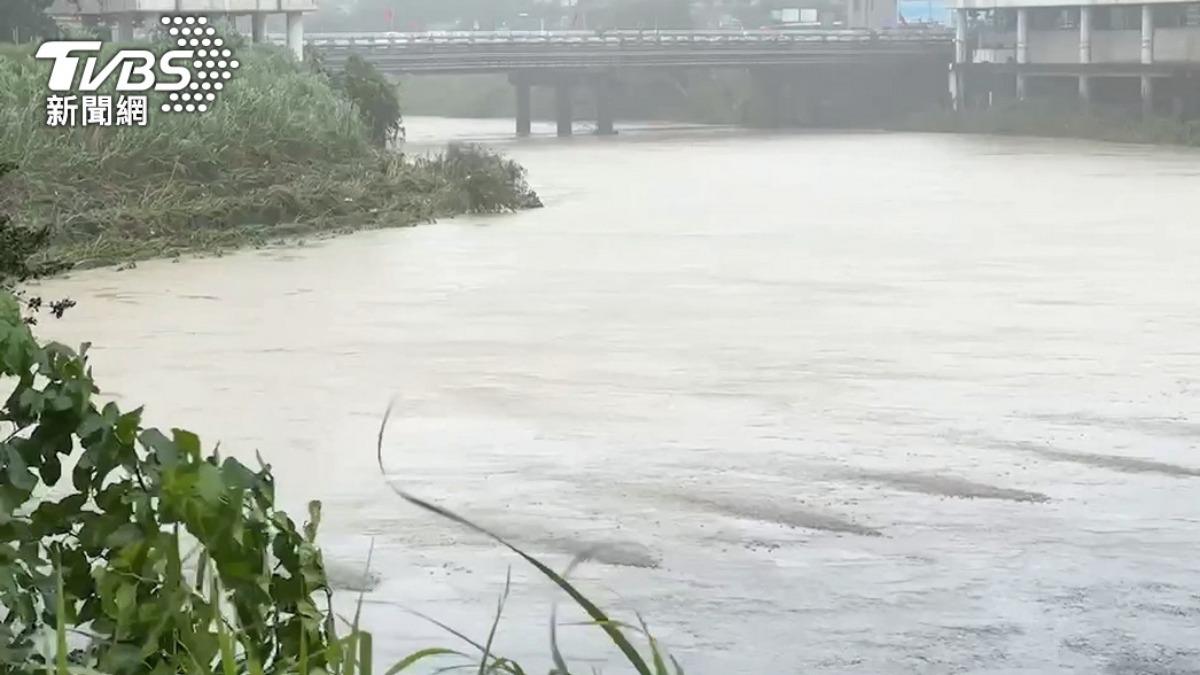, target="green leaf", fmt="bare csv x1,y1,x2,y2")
55,550,68,675
139,429,178,467
4,446,37,491
172,428,202,460
0,292,19,327
385,648,467,674
194,462,226,506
